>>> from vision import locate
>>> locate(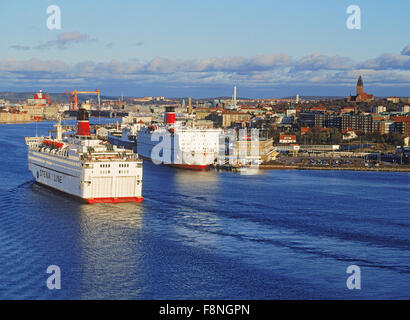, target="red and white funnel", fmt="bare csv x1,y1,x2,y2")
164,106,175,125
76,107,90,136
